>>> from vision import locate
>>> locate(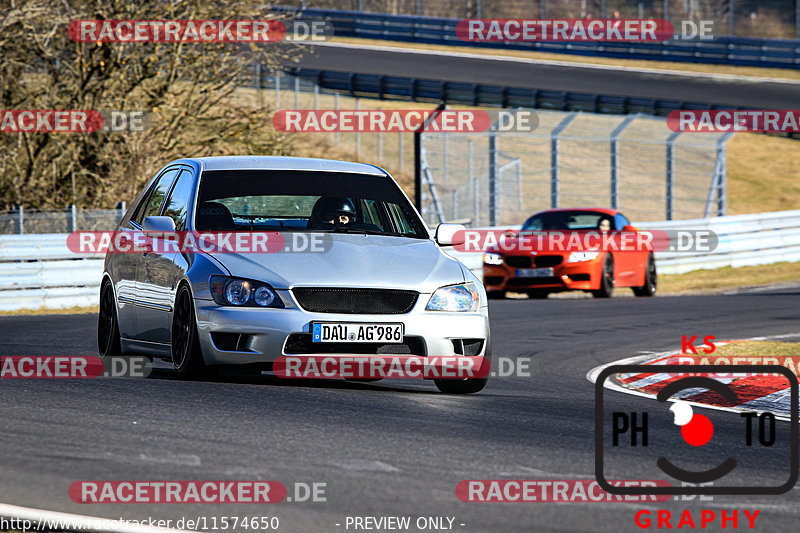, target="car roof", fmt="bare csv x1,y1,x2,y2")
171,156,388,176
533,207,620,216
